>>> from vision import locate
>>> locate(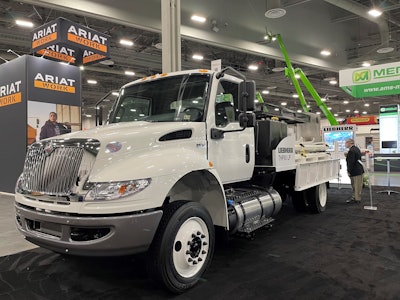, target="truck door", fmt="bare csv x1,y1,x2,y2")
207,78,254,183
